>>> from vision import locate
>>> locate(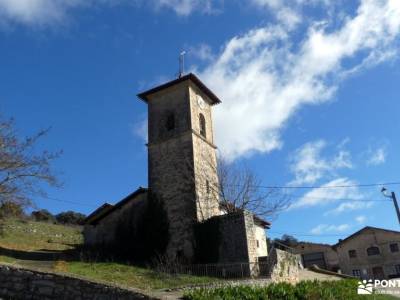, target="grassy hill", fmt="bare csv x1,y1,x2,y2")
0,217,215,290
0,218,82,251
